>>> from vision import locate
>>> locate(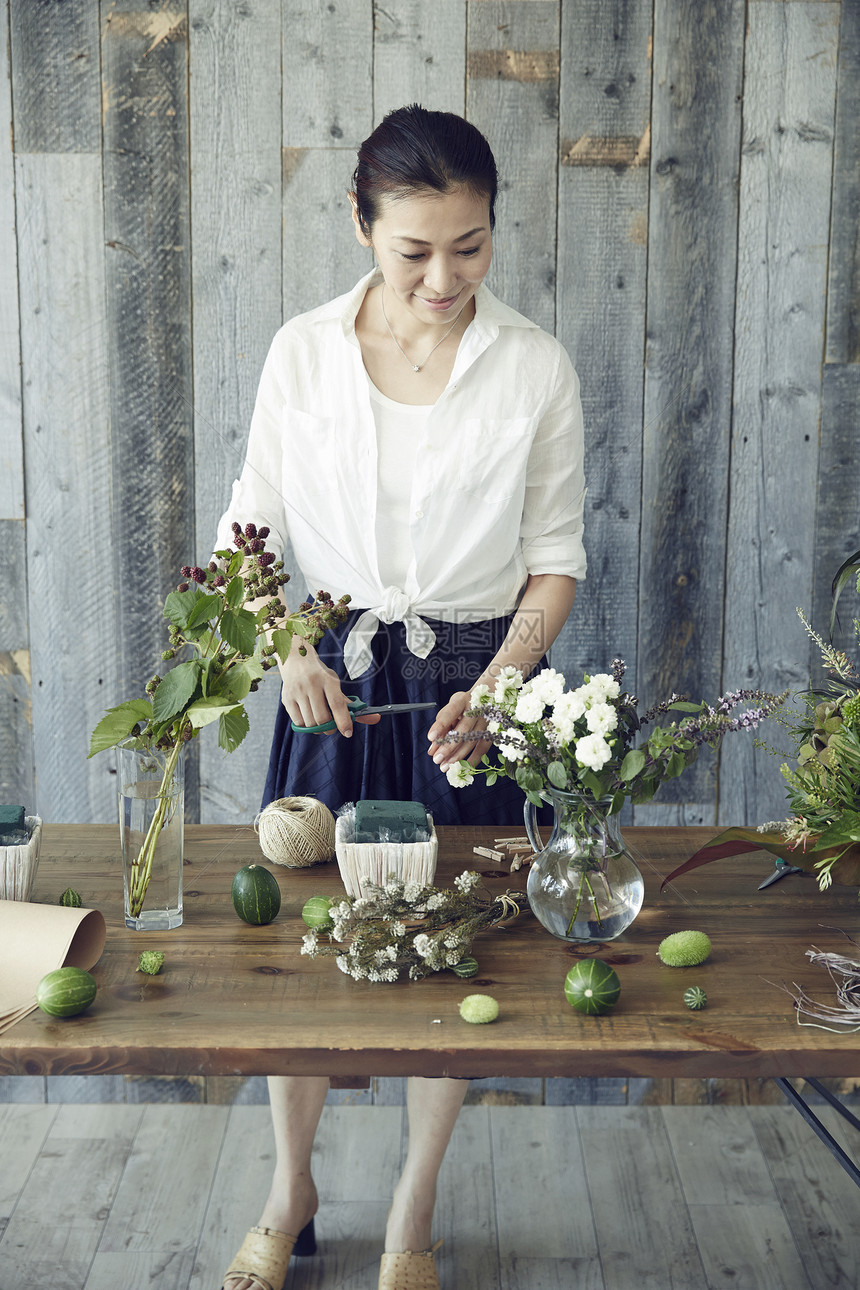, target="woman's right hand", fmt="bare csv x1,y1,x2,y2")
278,644,380,736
